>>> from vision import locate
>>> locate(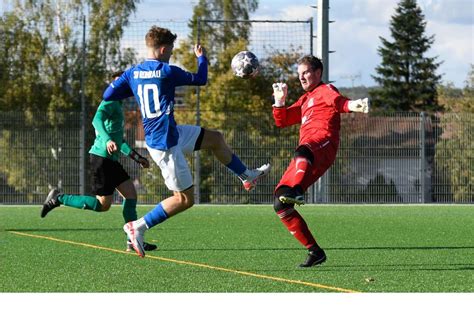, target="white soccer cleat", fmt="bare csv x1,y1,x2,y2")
123,221,146,258
242,163,271,191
